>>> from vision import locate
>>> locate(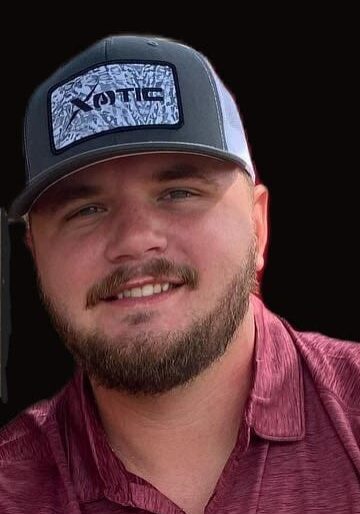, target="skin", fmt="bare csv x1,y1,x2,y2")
26,152,268,512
